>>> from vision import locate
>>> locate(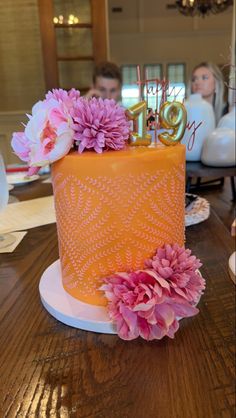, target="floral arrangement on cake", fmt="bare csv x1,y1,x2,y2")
101,243,205,341
11,88,130,175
